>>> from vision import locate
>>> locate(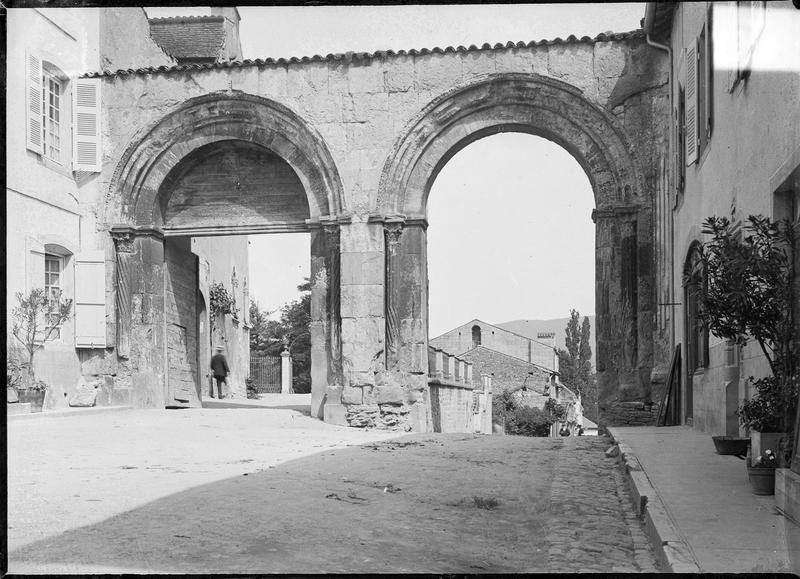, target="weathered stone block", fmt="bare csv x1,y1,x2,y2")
343,92,389,123
414,53,463,93
257,67,288,98
386,55,414,92
324,403,348,426
351,370,377,389
594,42,627,78
494,47,548,75
389,89,419,127
341,385,364,405
341,284,383,318
397,343,428,373
347,60,386,94
548,43,596,97
461,50,496,79
316,122,348,156
341,318,385,371
345,117,394,150
373,380,404,405
303,92,344,124
400,318,426,343
341,222,384,253
341,252,383,285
